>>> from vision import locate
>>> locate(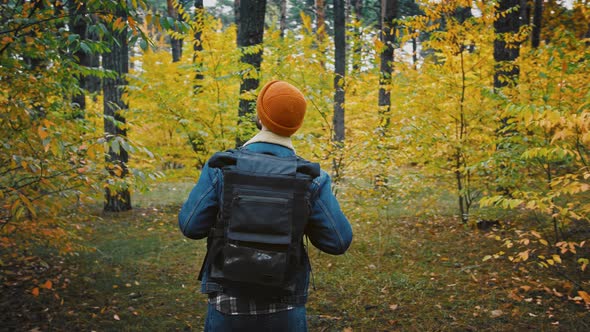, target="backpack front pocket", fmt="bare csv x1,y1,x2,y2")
227,191,292,245
222,242,287,286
